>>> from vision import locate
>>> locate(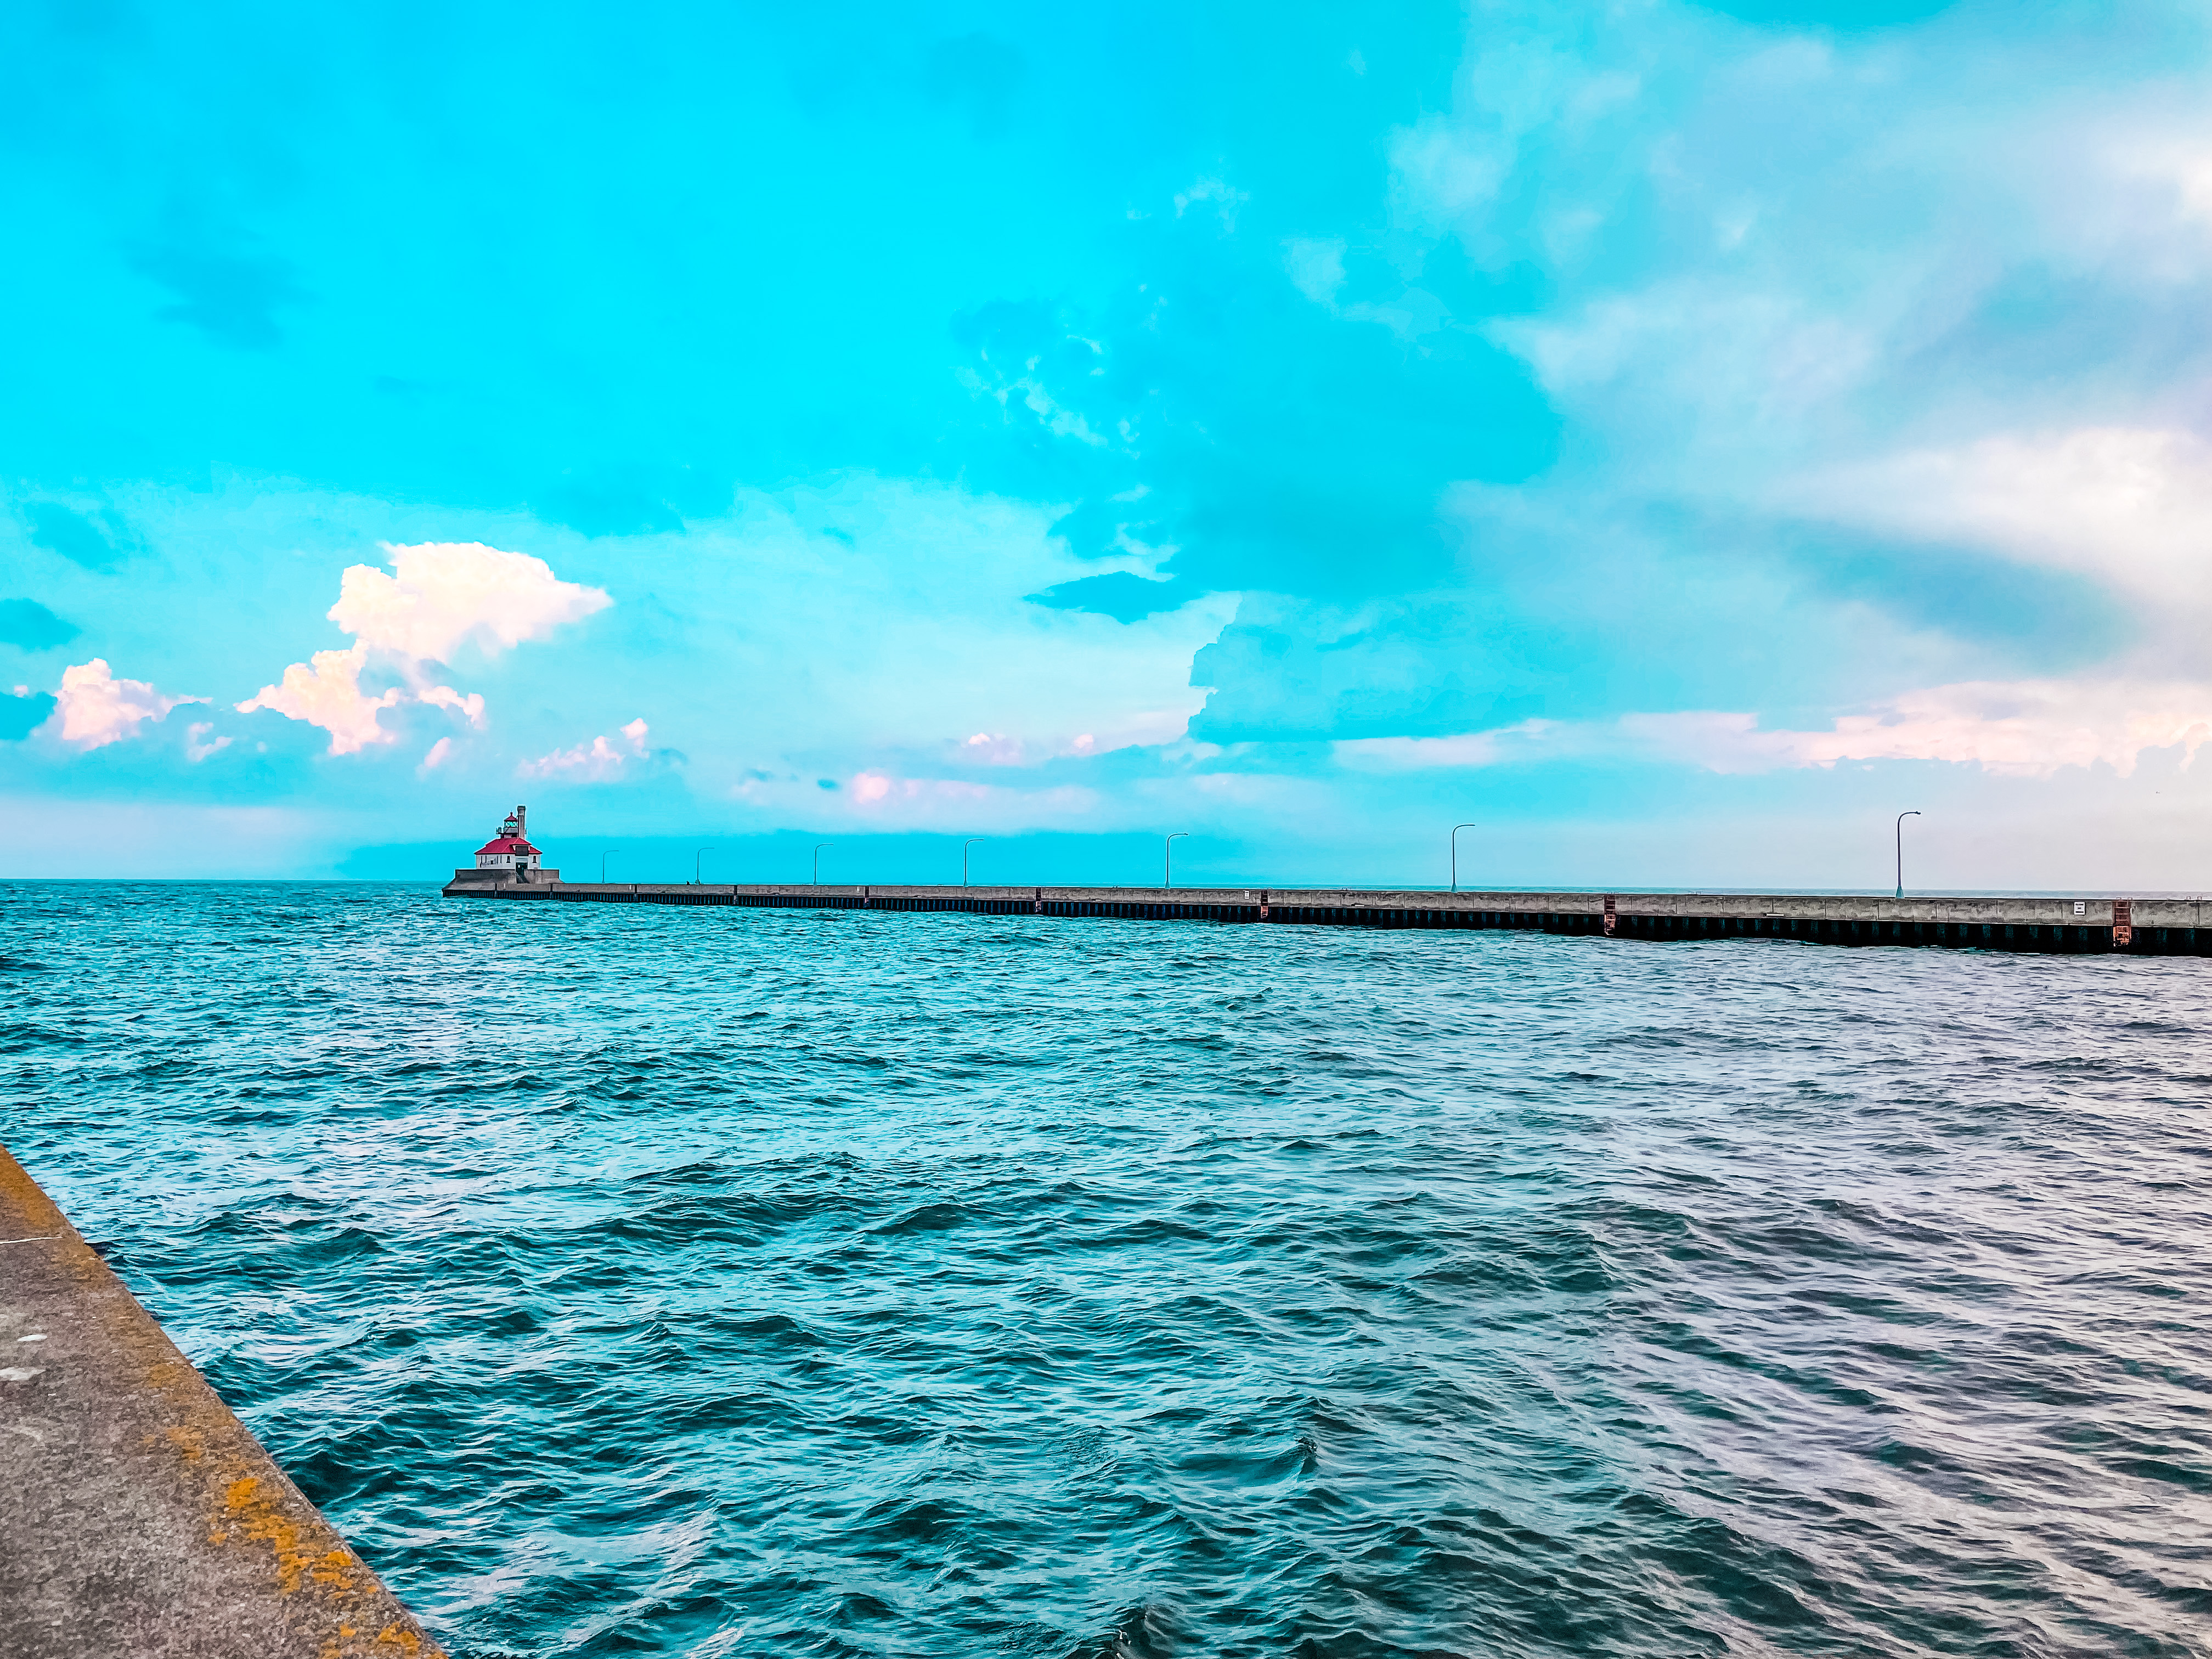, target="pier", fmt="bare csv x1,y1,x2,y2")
441,872,2209,955
0,1148,445,1658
